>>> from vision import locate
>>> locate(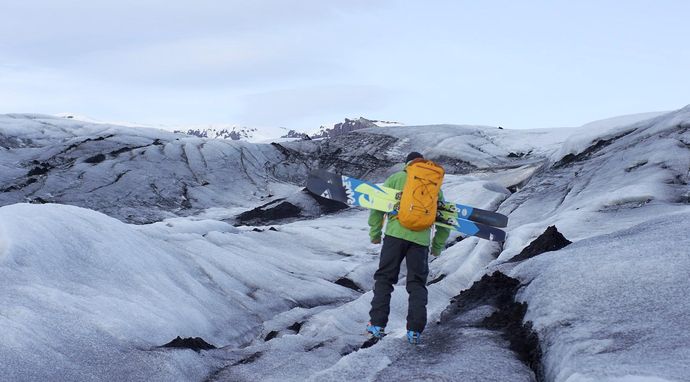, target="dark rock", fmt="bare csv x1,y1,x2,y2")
309,132,399,179
264,331,279,342
311,117,378,139
232,352,262,366
27,164,52,176
287,322,303,333
431,155,476,175
110,146,134,156
62,135,113,153
442,272,520,316
334,277,363,293
359,336,381,350
625,160,648,172
508,225,571,263
507,152,523,158
445,236,464,249
306,342,325,351
2,177,38,193
554,130,635,168
235,200,303,226
160,336,216,352
109,140,162,157
281,130,310,140
483,302,541,374
440,272,542,379
84,153,106,164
